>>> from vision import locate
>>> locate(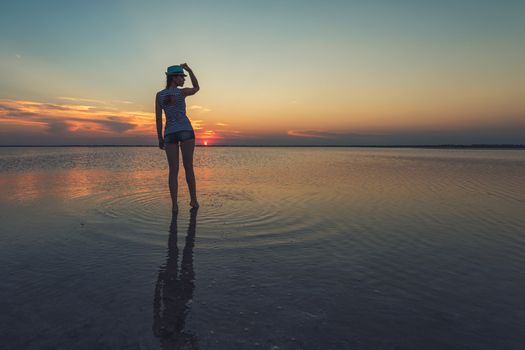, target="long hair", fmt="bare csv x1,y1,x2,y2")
166,75,175,89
